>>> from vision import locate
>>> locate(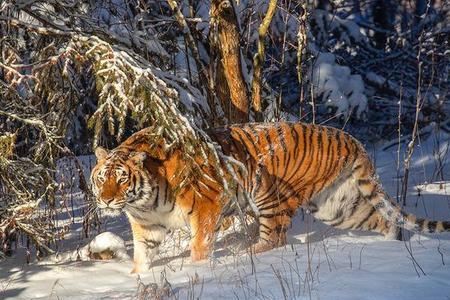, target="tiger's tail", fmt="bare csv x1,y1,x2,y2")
354,160,450,234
